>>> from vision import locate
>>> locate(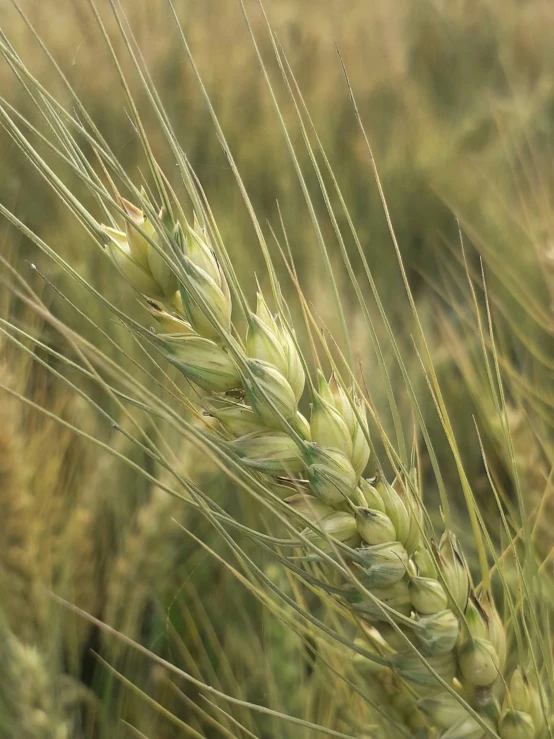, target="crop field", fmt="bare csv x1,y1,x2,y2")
1,2,553,738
